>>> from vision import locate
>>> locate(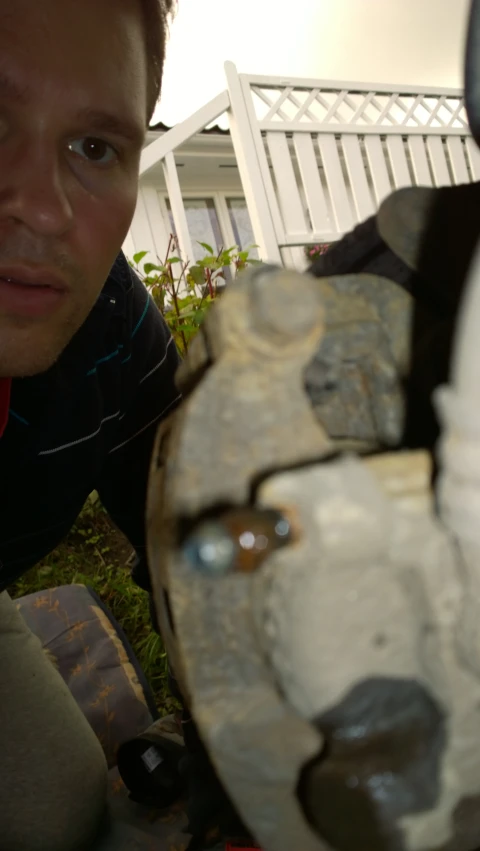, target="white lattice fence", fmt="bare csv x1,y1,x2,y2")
250,83,469,131
227,67,479,269
127,65,480,272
